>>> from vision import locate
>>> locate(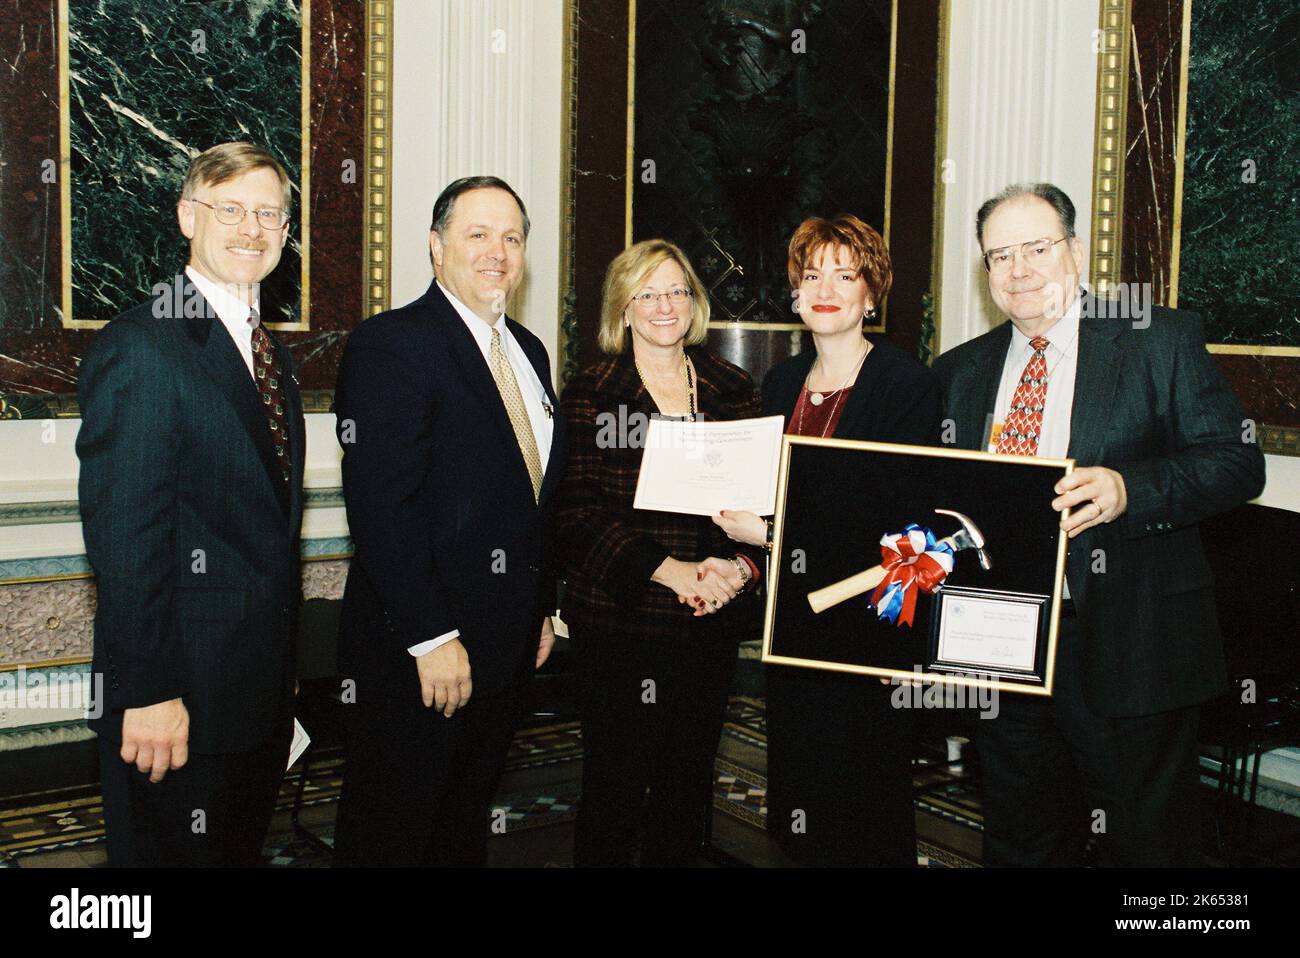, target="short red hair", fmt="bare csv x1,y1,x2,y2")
786,214,893,306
